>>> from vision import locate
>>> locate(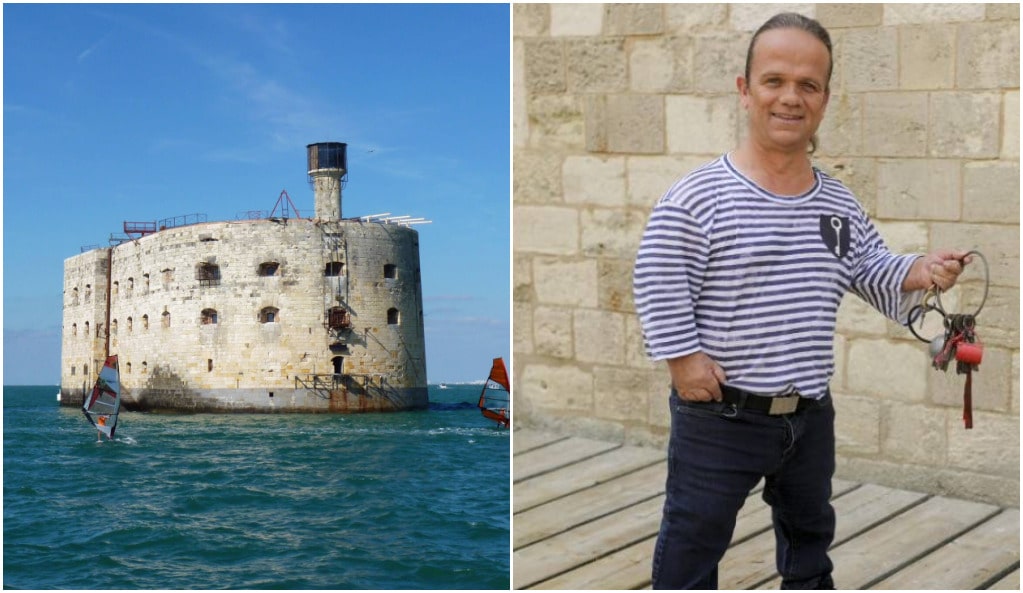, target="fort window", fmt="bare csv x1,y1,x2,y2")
84,364,89,376
142,314,149,330
258,262,280,276
326,307,351,330
332,356,344,375
96,323,103,338
162,311,171,328
143,274,150,293
85,285,92,302
111,319,118,335
196,263,221,287
112,281,119,298
126,362,132,374
127,278,134,294
324,261,344,276
208,359,214,372
384,264,397,279
260,307,279,323
127,317,133,332
71,365,76,376
162,268,173,287
387,308,400,325
201,308,219,325
72,323,78,337
142,361,147,374
85,321,90,336
72,287,79,306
